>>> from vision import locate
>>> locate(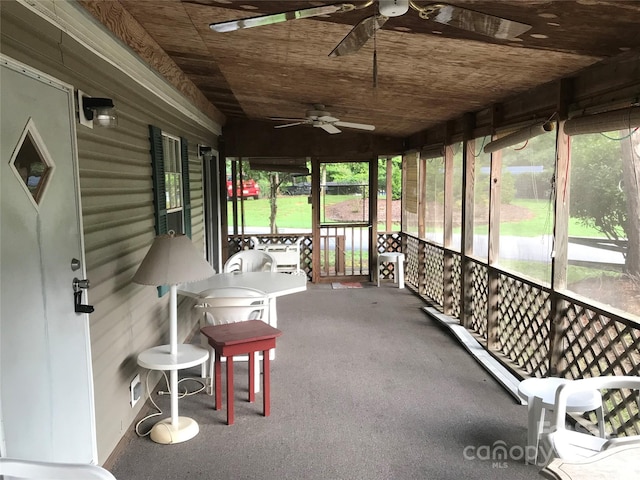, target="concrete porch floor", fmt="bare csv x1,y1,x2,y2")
110,282,541,480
